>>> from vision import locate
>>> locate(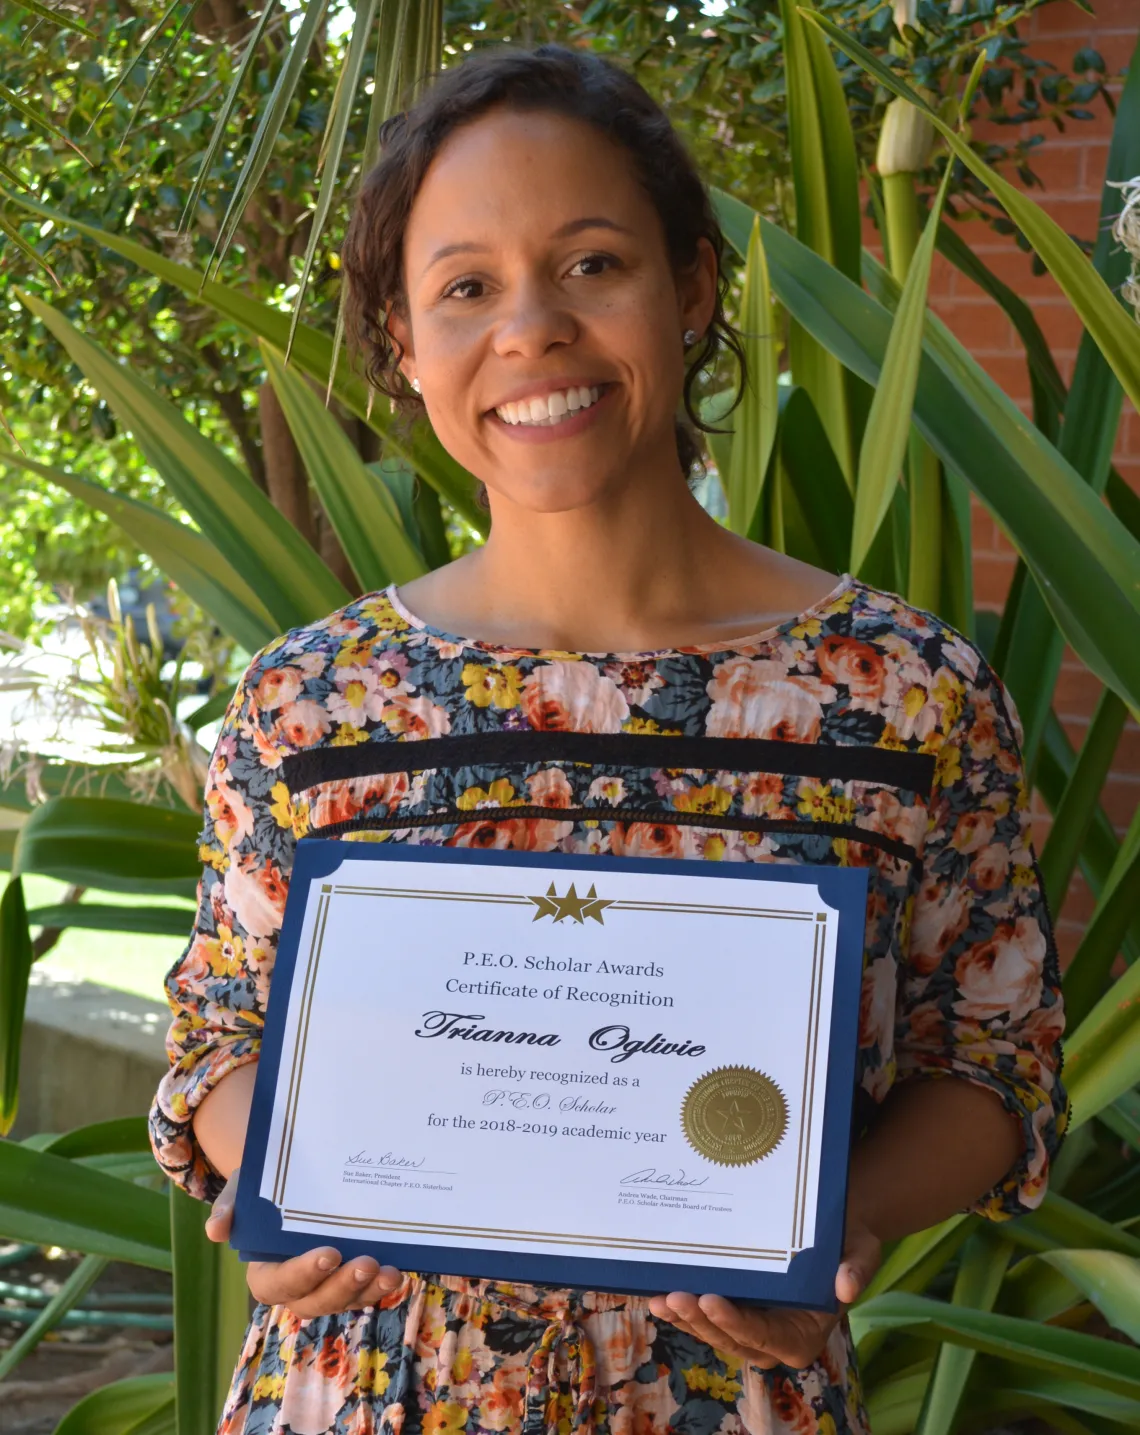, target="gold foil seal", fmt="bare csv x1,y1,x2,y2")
681,1066,788,1167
